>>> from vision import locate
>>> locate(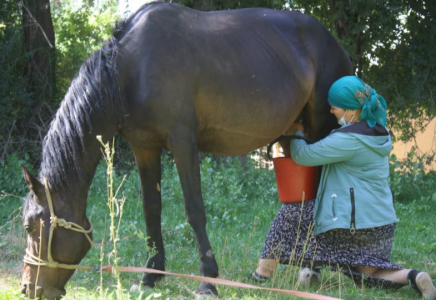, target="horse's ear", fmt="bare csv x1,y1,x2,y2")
21,164,45,203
